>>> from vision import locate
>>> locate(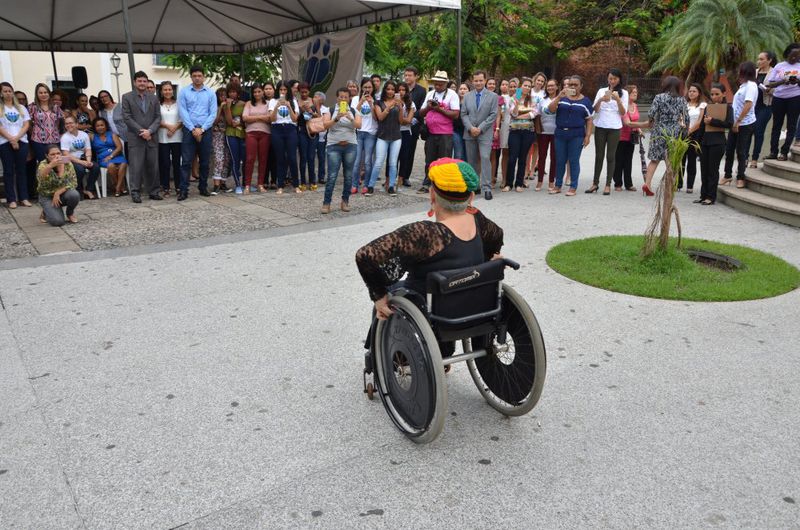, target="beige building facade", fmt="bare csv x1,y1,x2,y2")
0,50,194,101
